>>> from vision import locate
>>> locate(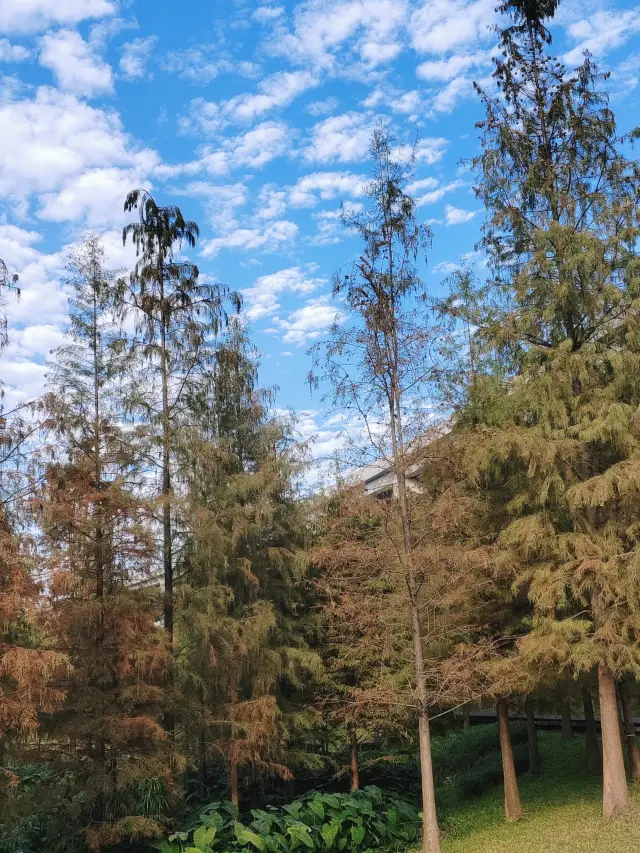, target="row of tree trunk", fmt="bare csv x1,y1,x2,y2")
344,670,640,819
496,668,640,821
